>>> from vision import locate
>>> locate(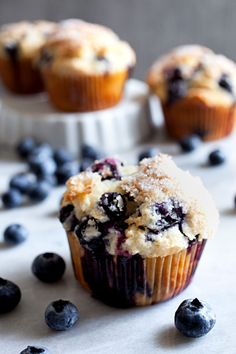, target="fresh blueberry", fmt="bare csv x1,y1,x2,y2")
32,252,66,283
56,163,78,185
38,174,57,187
138,148,157,162
0,277,21,313
218,73,233,94
28,181,51,202
45,299,79,331
79,158,93,172
3,224,28,245
28,155,56,177
81,144,101,161
179,135,201,153
175,298,216,338
91,158,122,180
53,148,73,167
20,346,49,354
16,137,37,159
4,42,18,60
99,192,126,220
1,188,23,209
59,204,74,223
76,217,104,252
208,149,226,166
9,172,37,194
28,143,54,160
